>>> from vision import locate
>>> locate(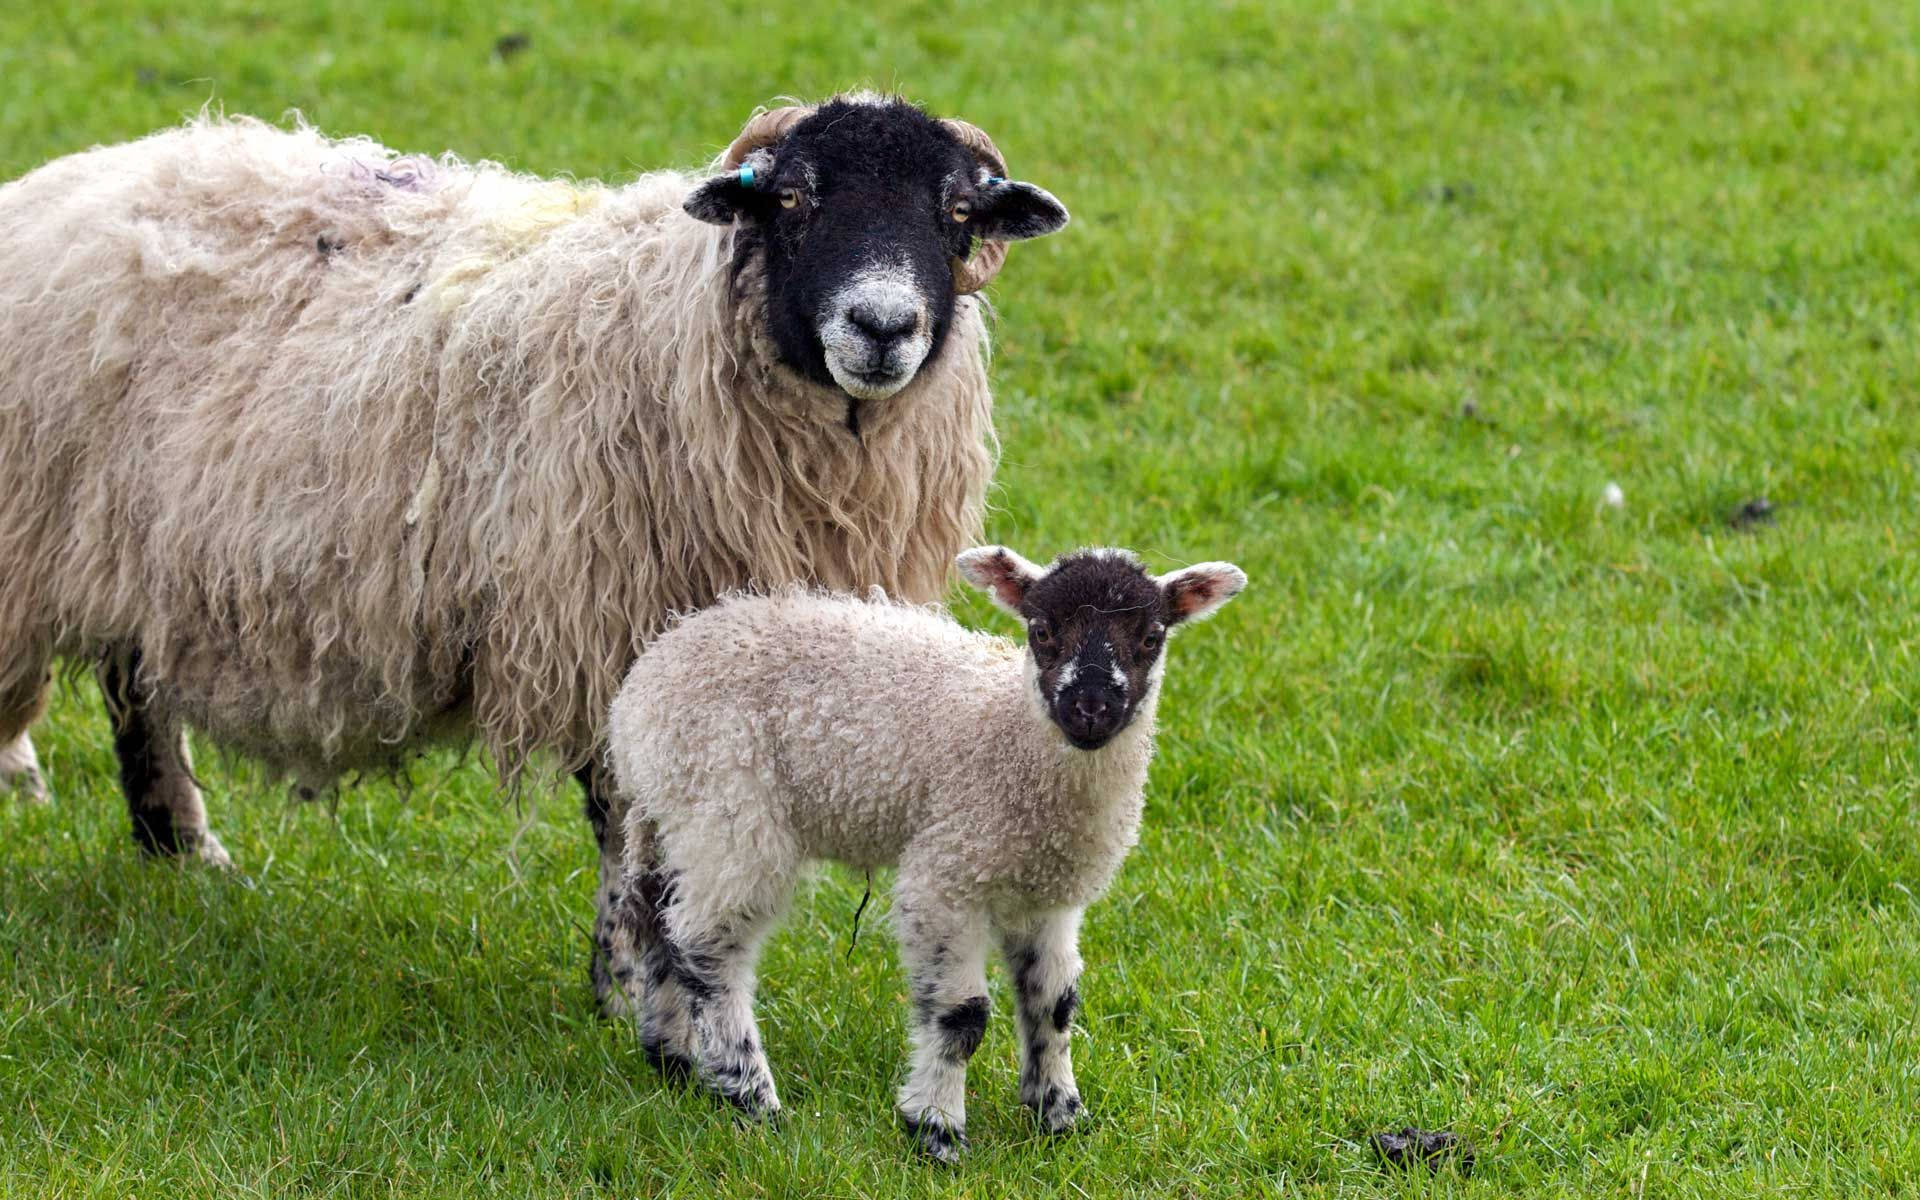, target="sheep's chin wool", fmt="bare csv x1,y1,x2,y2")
0,115,995,784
